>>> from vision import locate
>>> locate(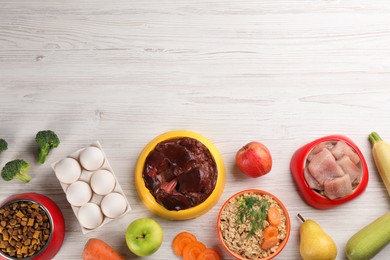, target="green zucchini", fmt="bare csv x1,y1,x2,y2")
346,212,390,260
